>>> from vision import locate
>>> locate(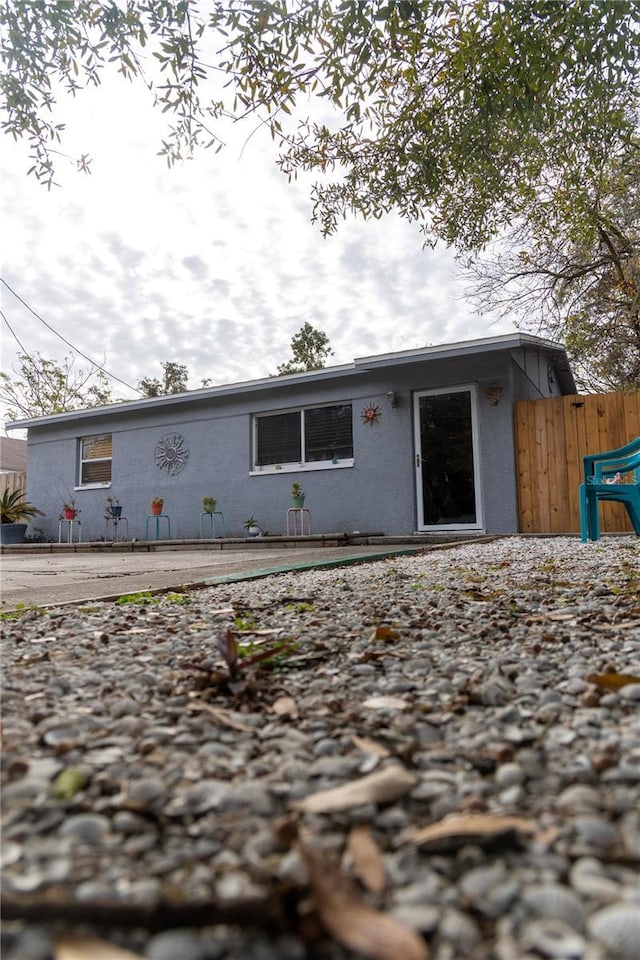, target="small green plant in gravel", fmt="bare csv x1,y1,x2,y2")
234,612,258,630
284,602,314,613
0,602,43,620
116,591,158,606
164,592,191,605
